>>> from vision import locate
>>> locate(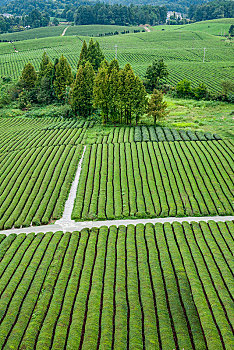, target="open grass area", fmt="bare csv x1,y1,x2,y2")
0,221,233,349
